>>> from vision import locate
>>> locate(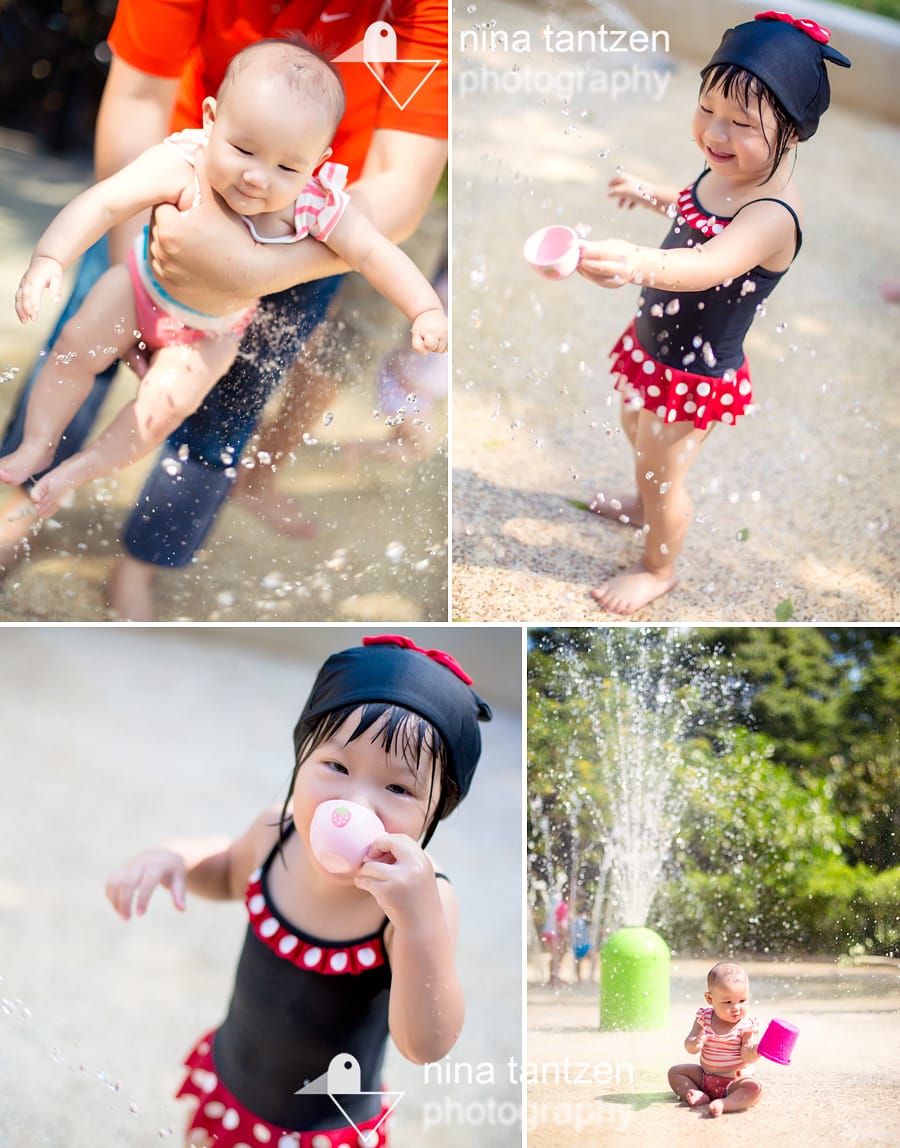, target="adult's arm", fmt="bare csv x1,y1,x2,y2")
146,127,448,308
93,56,180,261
